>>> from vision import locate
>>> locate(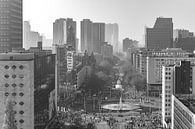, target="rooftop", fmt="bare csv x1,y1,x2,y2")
0,53,34,61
